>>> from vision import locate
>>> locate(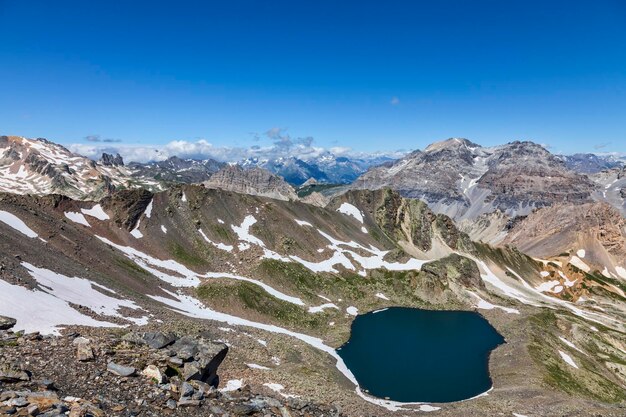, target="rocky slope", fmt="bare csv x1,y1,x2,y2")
0,325,342,416
203,165,298,201
0,185,625,414
502,202,626,279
